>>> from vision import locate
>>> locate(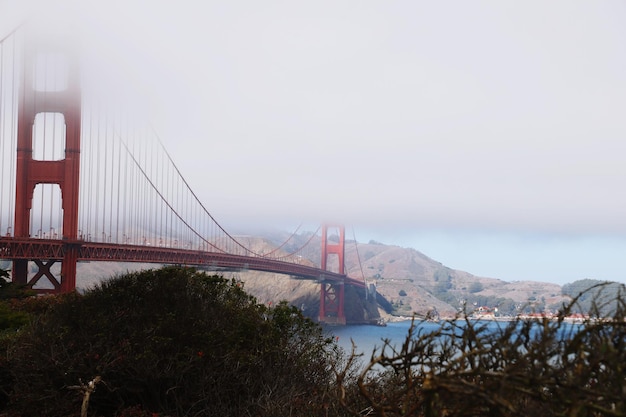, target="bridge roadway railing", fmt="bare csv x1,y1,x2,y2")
0,237,365,287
